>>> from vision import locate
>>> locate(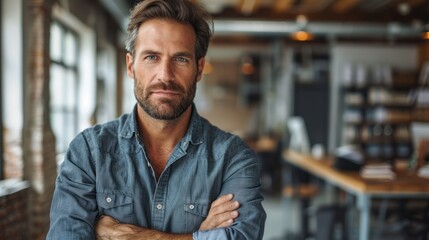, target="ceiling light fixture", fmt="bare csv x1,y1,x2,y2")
241,55,255,75
291,30,314,41
291,15,314,41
